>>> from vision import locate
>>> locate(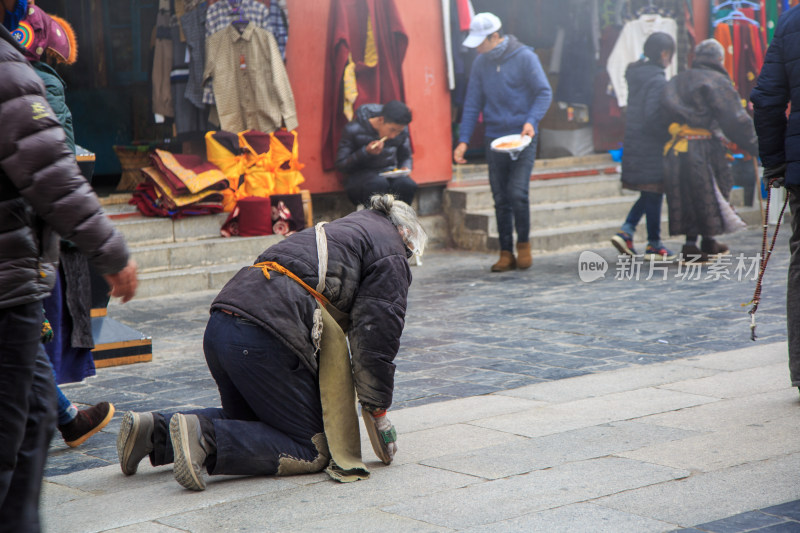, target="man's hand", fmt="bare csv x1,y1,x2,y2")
361,408,397,464
763,164,788,188
365,138,385,155
103,259,138,304
521,123,535,138
453,142,468,164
